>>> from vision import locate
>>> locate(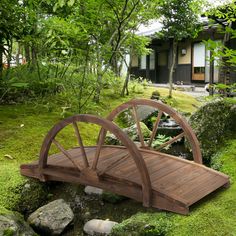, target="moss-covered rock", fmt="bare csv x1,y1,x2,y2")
11,179,50,216
189,98,236,164
111,212,172,236
0,212,36,236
